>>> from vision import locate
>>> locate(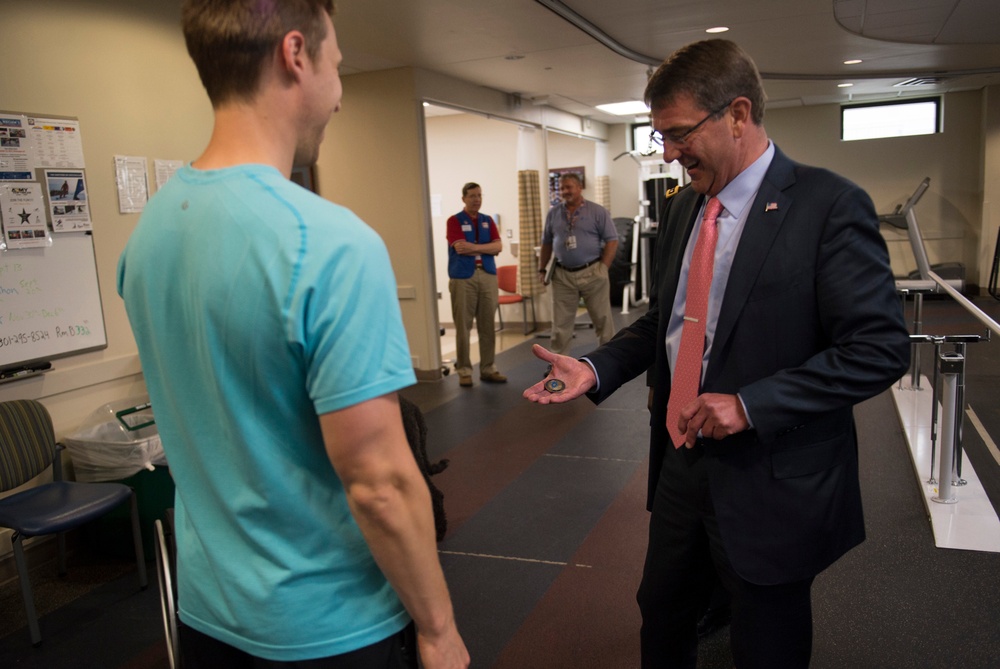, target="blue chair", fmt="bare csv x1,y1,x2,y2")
0,399,148,645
